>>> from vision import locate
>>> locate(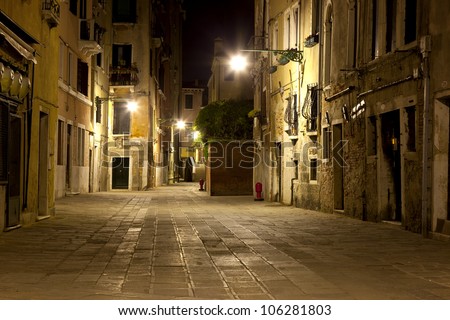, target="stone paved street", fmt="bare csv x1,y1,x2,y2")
0,183,450,300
